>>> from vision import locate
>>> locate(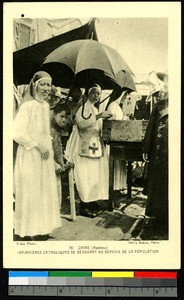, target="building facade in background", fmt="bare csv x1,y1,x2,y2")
14,18,82,51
